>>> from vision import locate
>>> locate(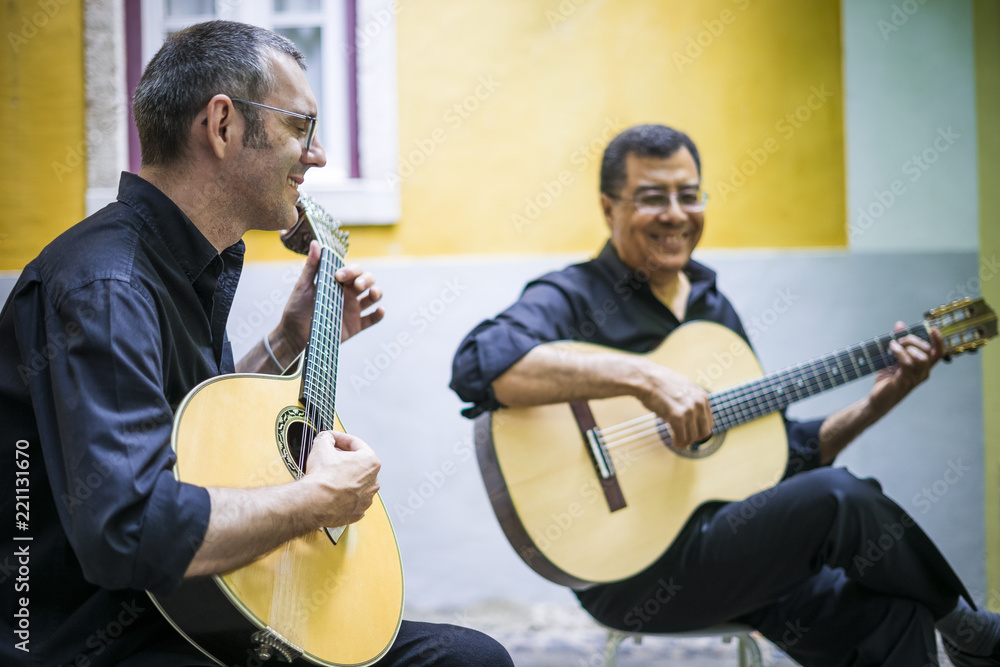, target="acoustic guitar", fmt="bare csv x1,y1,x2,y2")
476,298,997,589
148,195,404,665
